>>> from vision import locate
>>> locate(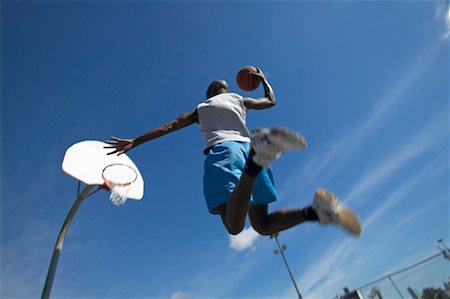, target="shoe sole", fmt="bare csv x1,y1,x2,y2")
315,188,362,236
268,127,307,150
251,127,306,168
